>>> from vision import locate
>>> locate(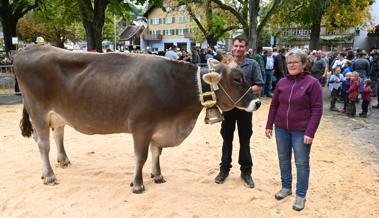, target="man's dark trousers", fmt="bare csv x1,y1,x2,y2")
219,108,253,175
